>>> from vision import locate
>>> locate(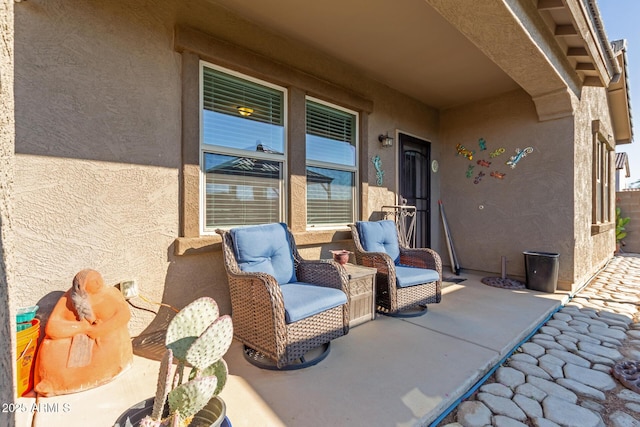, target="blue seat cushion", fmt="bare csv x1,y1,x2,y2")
356,220,400,264
395,265,440,288
230,223,297,285
280,282,348,323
